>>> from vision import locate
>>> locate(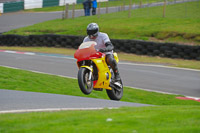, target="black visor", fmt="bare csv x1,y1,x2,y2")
87,28,98,36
